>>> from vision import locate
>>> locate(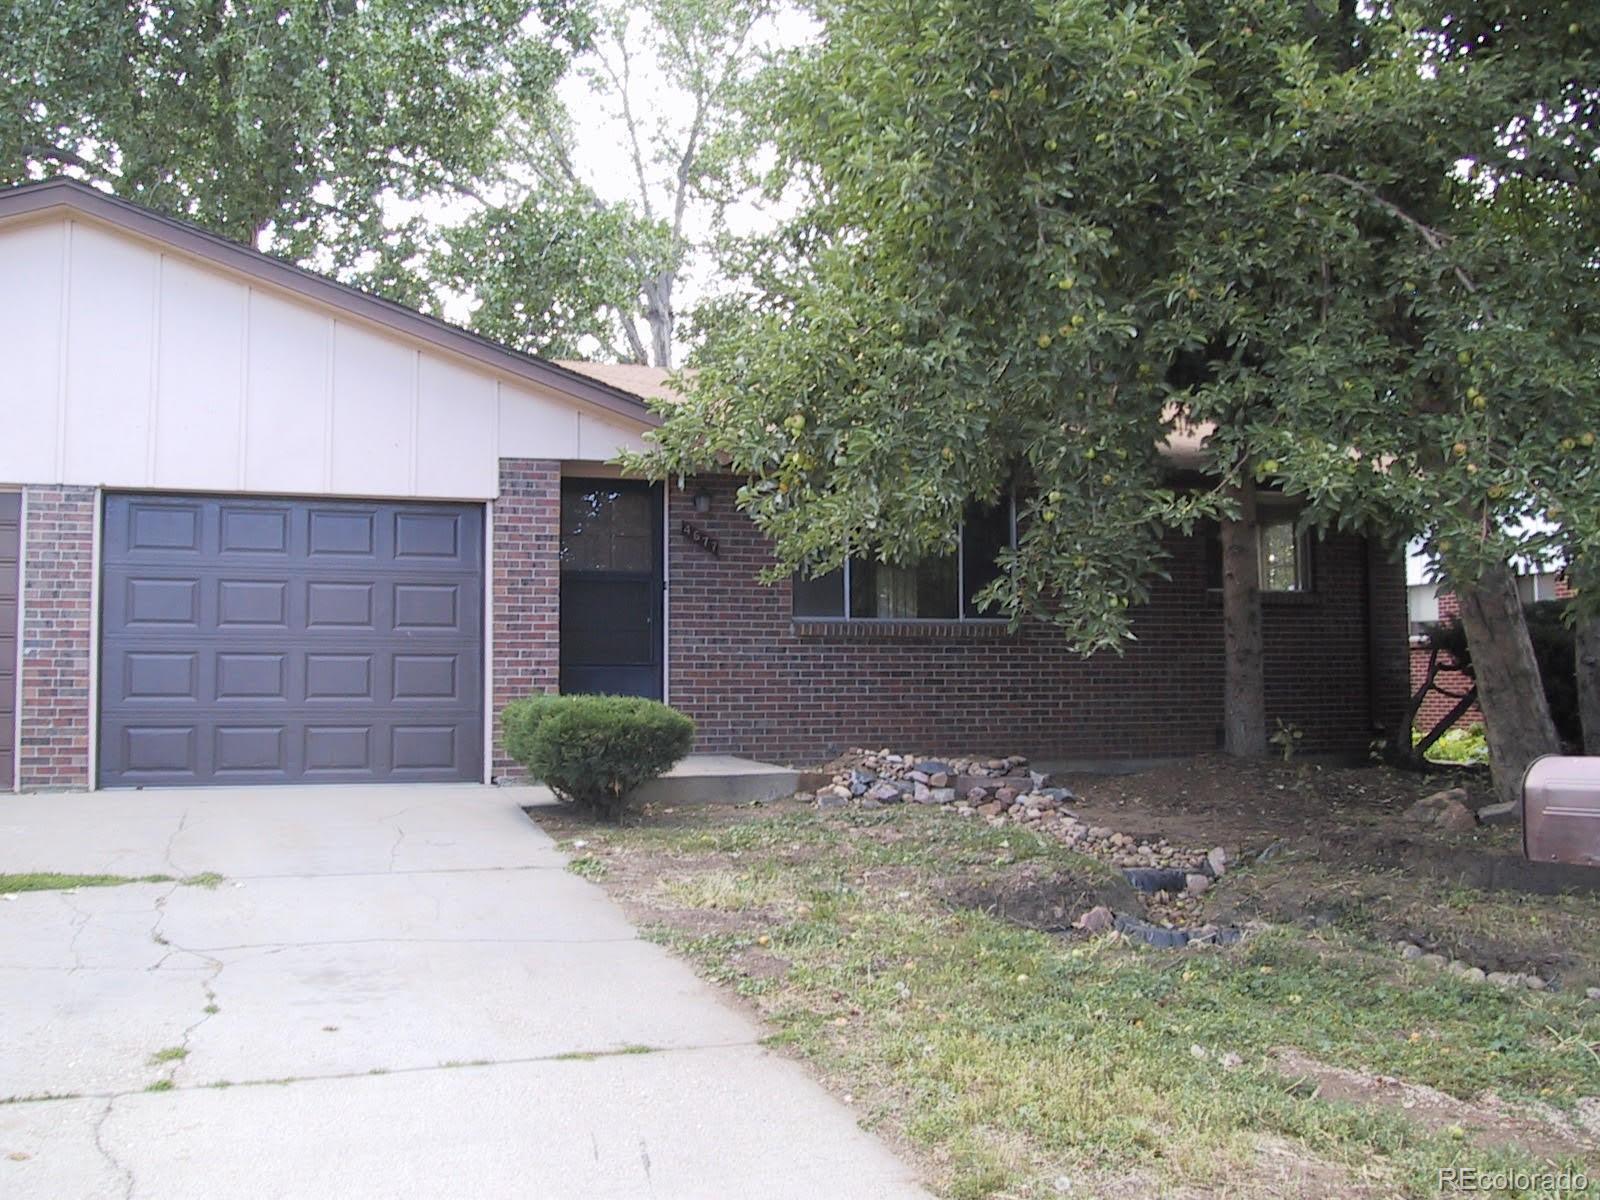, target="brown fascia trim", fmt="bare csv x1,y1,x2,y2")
0,178,660,429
